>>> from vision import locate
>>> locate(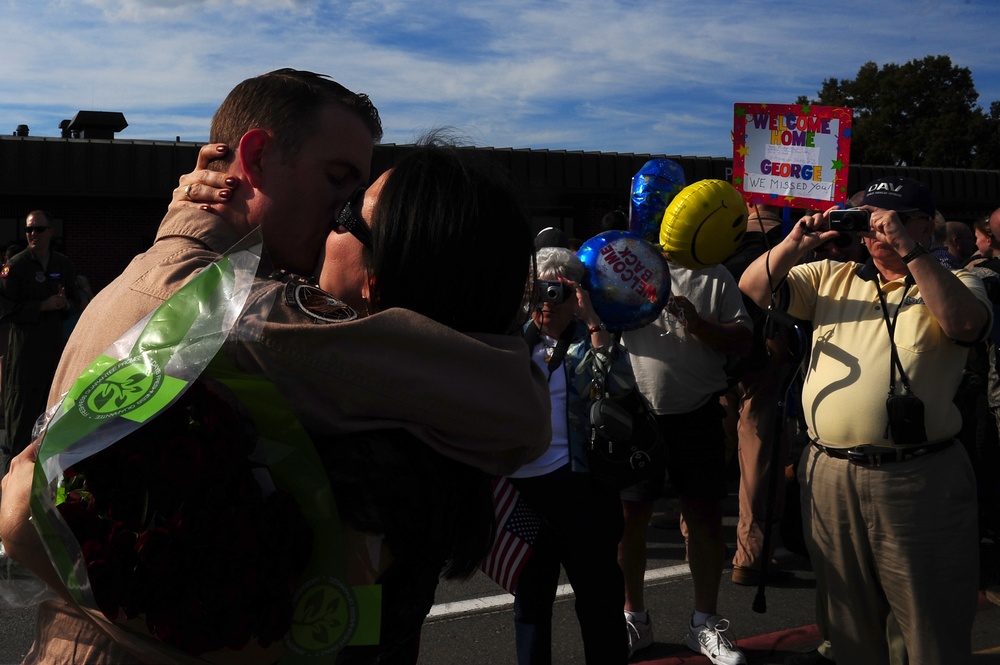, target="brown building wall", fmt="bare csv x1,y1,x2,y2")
0,195,168,292
2,136,998,294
